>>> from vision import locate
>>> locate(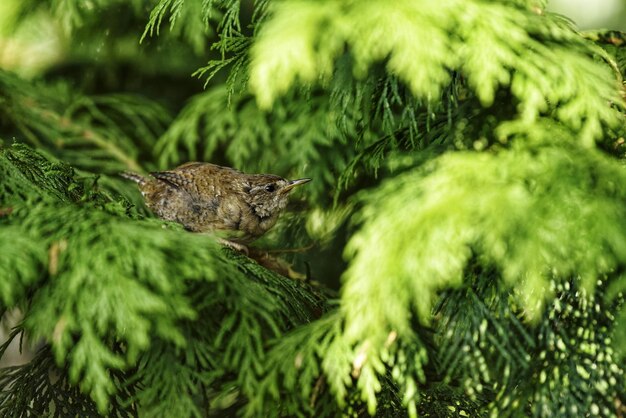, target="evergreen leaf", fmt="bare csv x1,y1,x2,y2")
2,1,626,416
250,0,623,145
0,71,170,174
344,136,626,343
